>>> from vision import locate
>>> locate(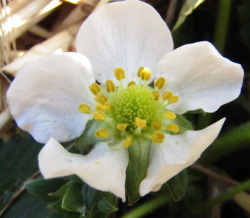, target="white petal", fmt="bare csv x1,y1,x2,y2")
157,42,244,114
76,0,173,84
7,53,95,143
38,138,129,201
139,118,225,196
